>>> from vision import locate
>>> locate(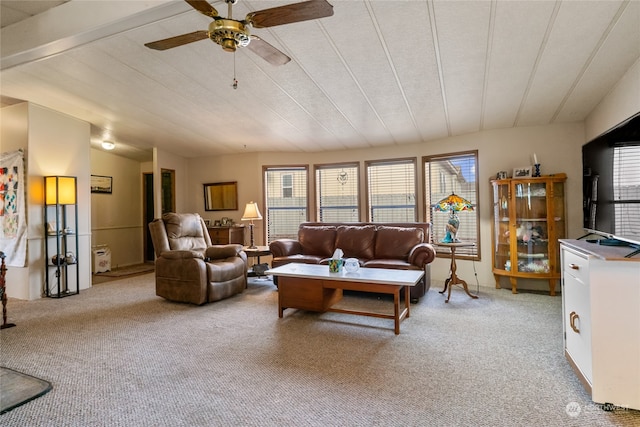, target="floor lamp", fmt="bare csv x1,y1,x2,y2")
241,201,262,249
